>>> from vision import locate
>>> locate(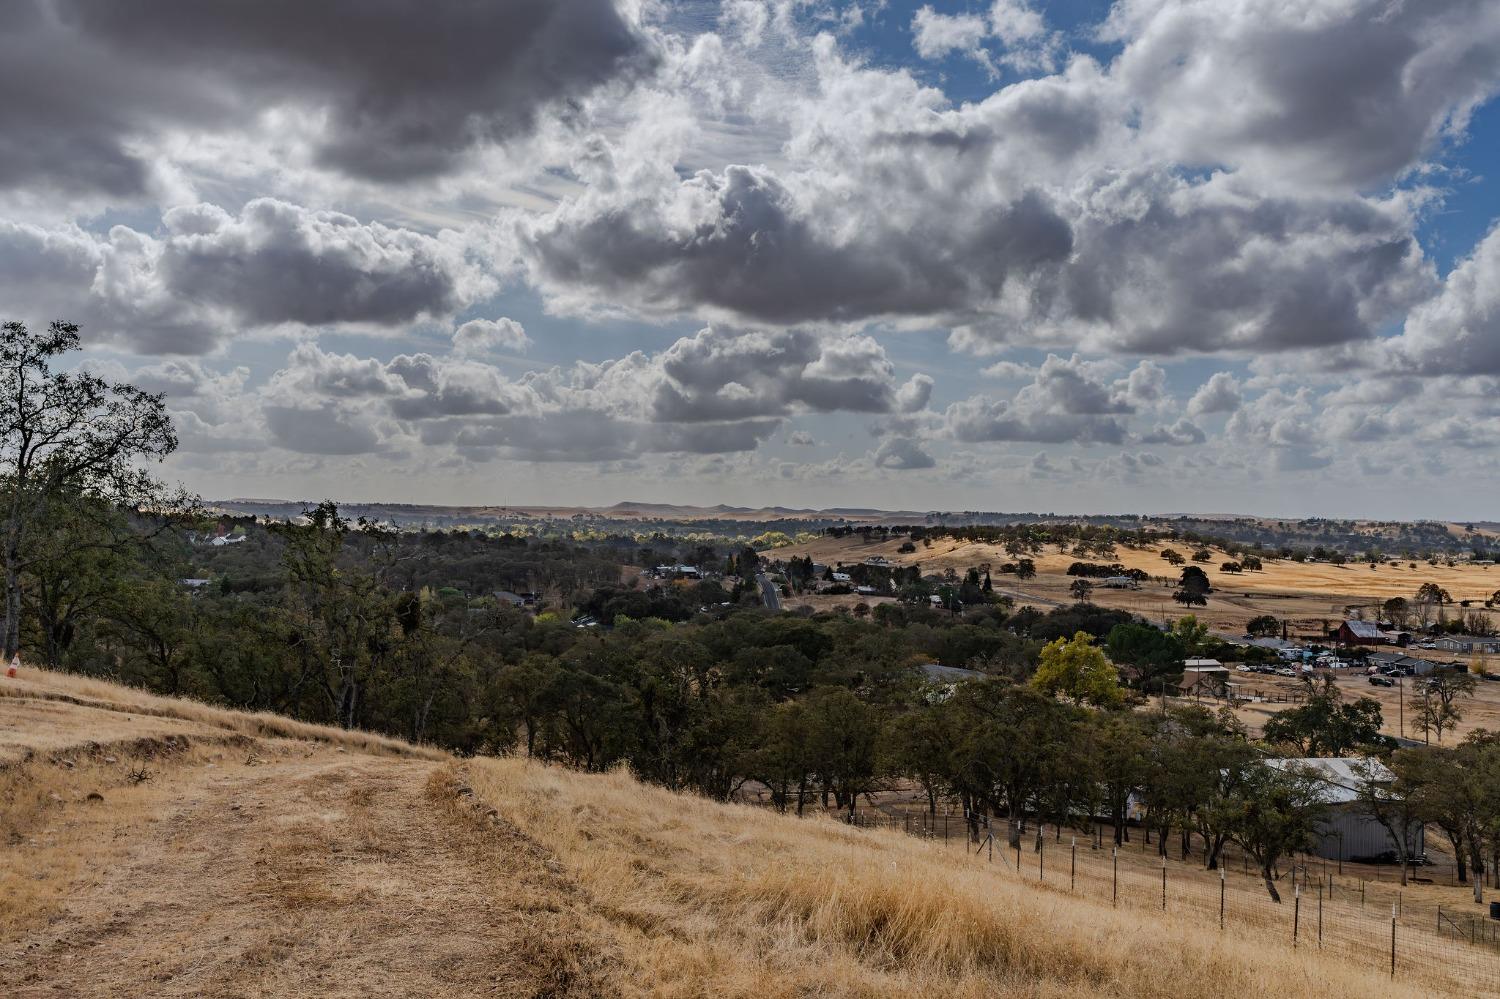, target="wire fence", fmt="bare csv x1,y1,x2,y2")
831,809,1500,997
